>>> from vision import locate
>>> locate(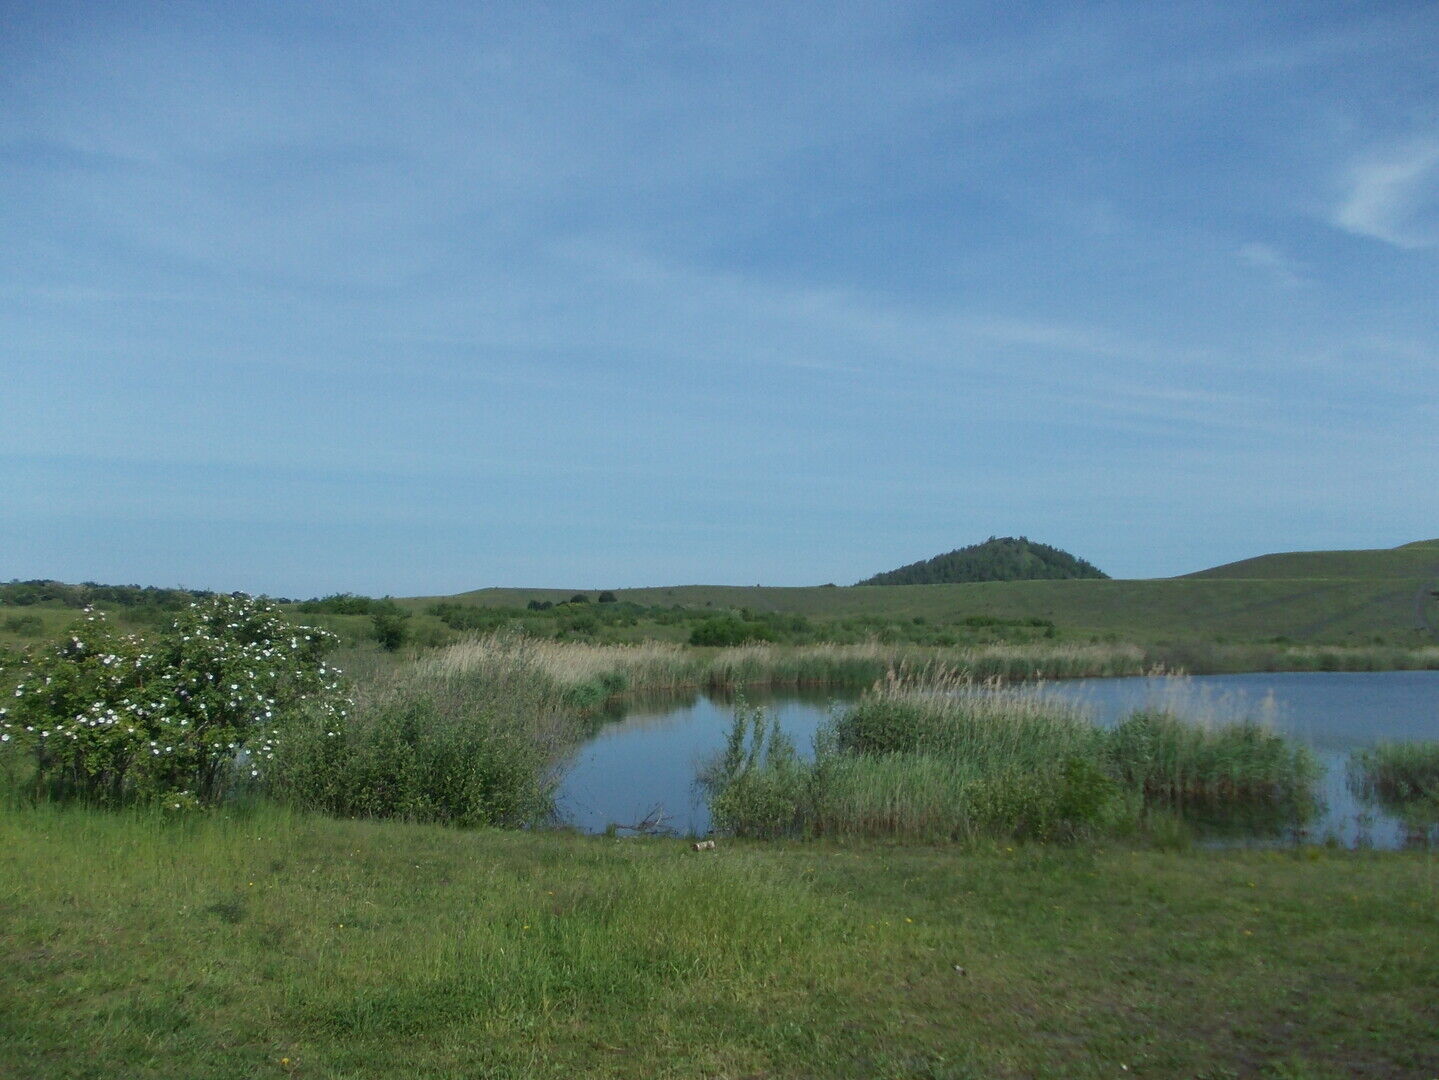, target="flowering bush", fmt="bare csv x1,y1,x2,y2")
0,595,346,806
